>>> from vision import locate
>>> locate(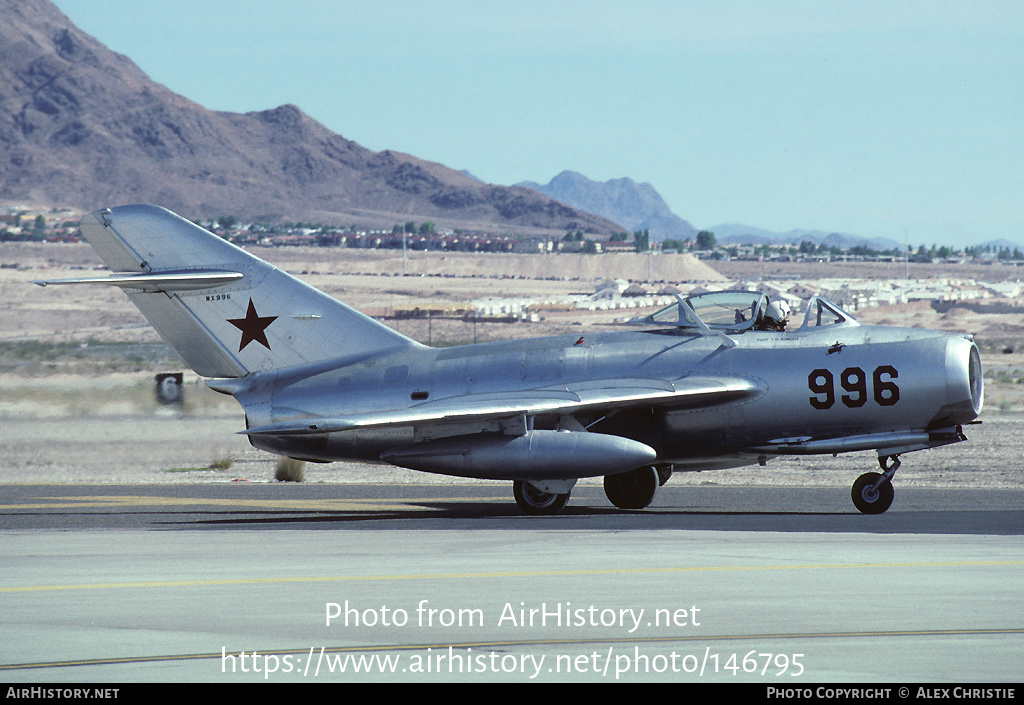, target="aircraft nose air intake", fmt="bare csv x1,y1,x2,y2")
968,341,984,415
945,336,984,421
